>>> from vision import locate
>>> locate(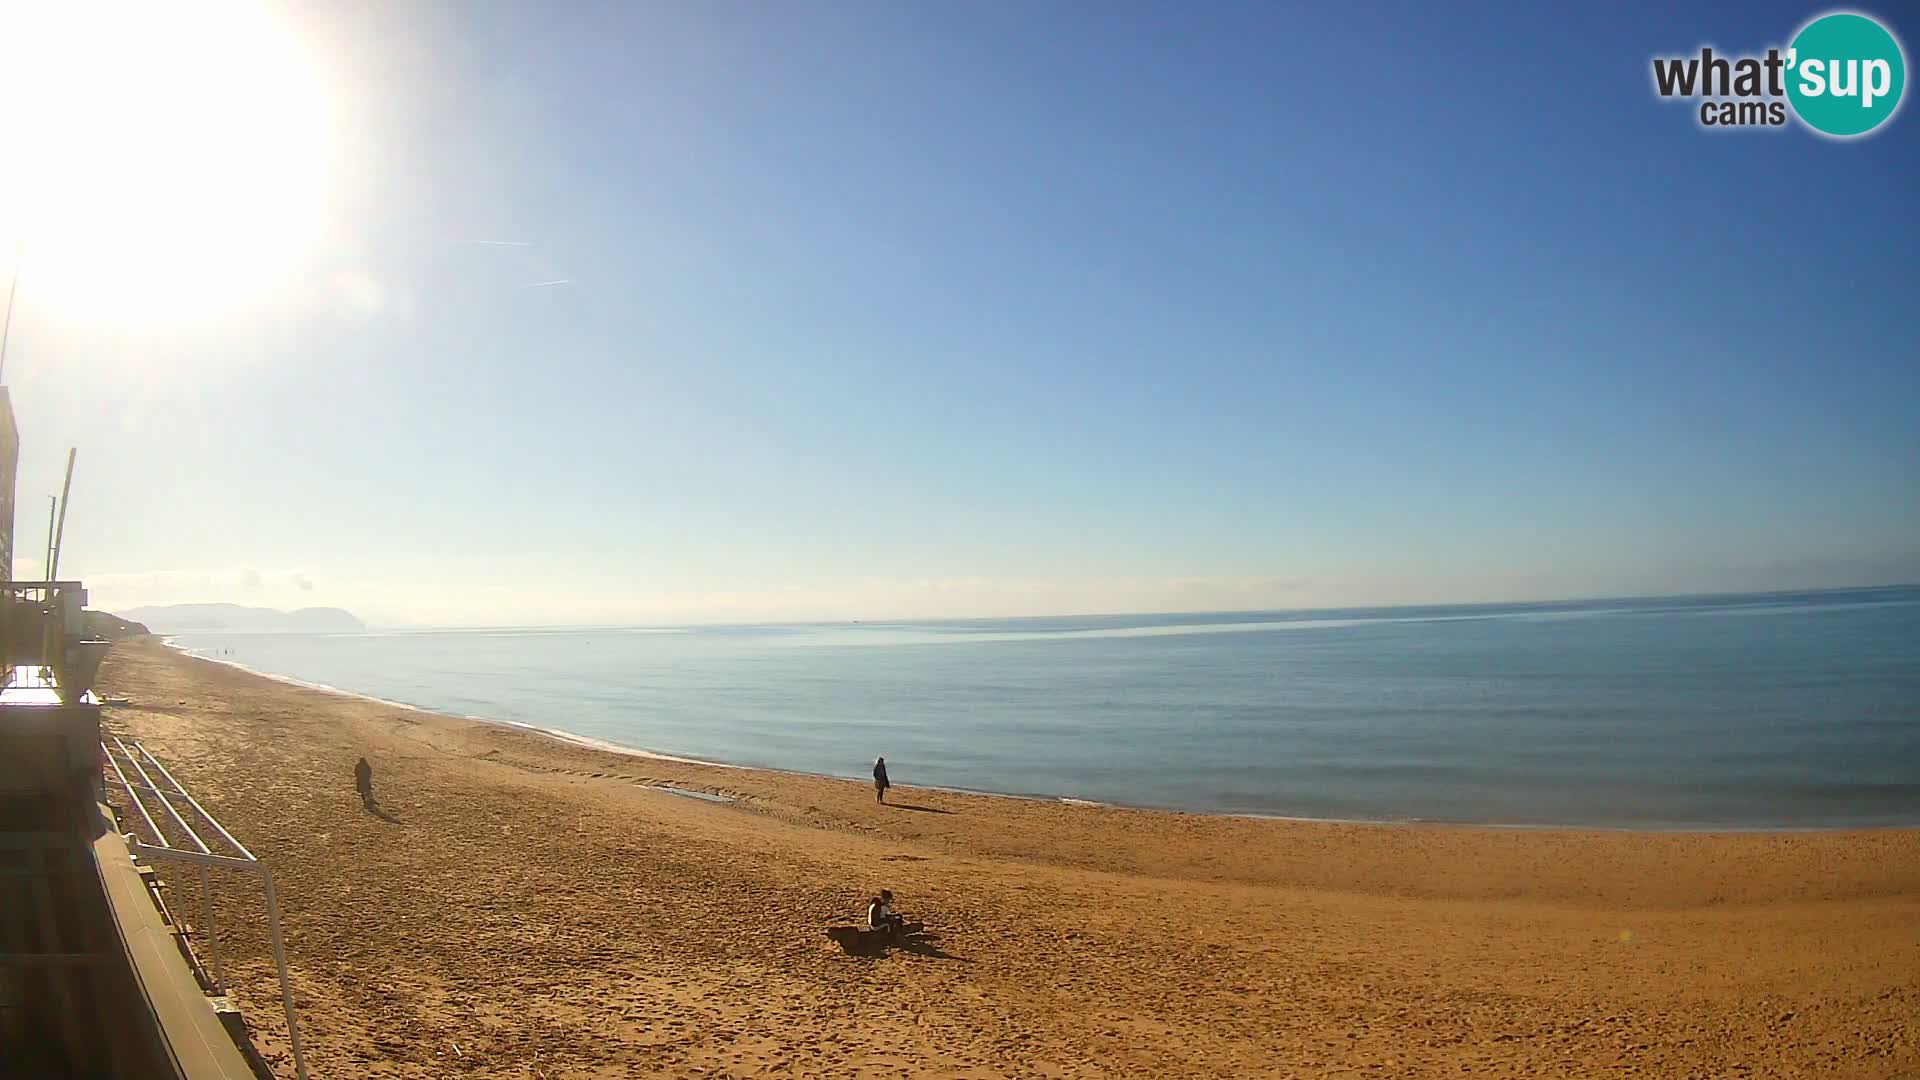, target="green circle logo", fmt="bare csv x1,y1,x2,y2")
1786,12,1907,137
